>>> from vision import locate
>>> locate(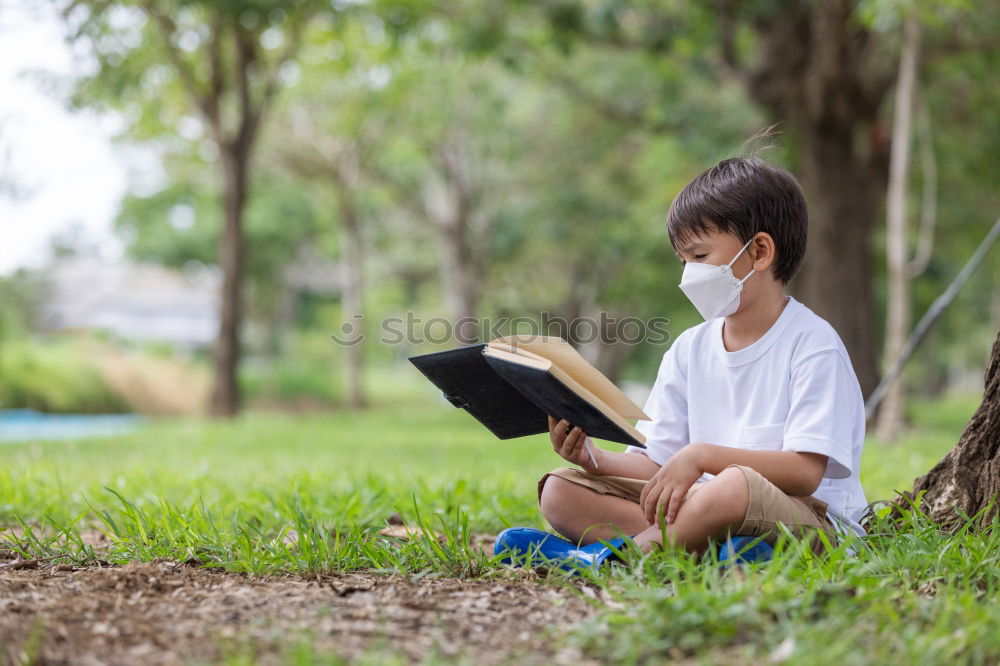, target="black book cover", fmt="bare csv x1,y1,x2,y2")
408,345,645,447
408,344,548,439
